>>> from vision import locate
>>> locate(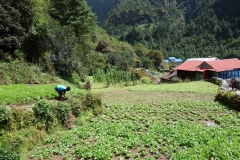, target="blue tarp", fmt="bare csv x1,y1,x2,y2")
165,57,183,63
